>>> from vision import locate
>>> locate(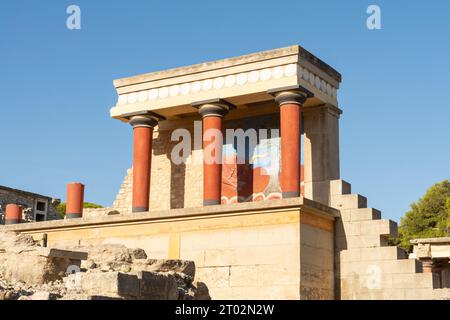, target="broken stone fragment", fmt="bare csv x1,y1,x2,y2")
128,248,147,260
30,291,59,300
140,259,196,278
80,271,140,299
1,250,85,285
135,271,178,300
